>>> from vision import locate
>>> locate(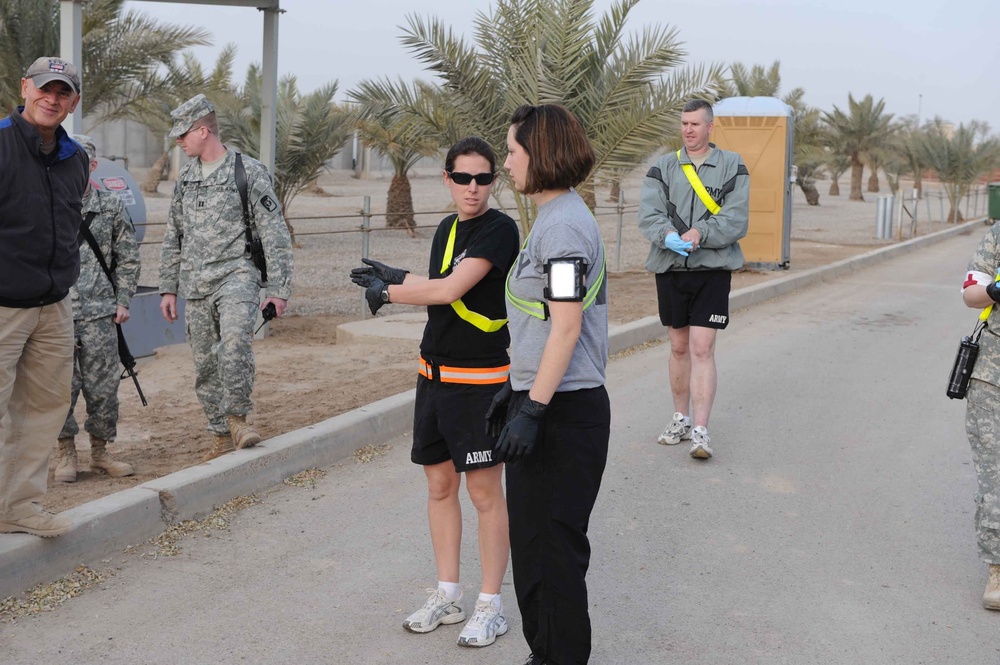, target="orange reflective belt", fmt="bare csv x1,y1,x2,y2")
418,357,510,385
